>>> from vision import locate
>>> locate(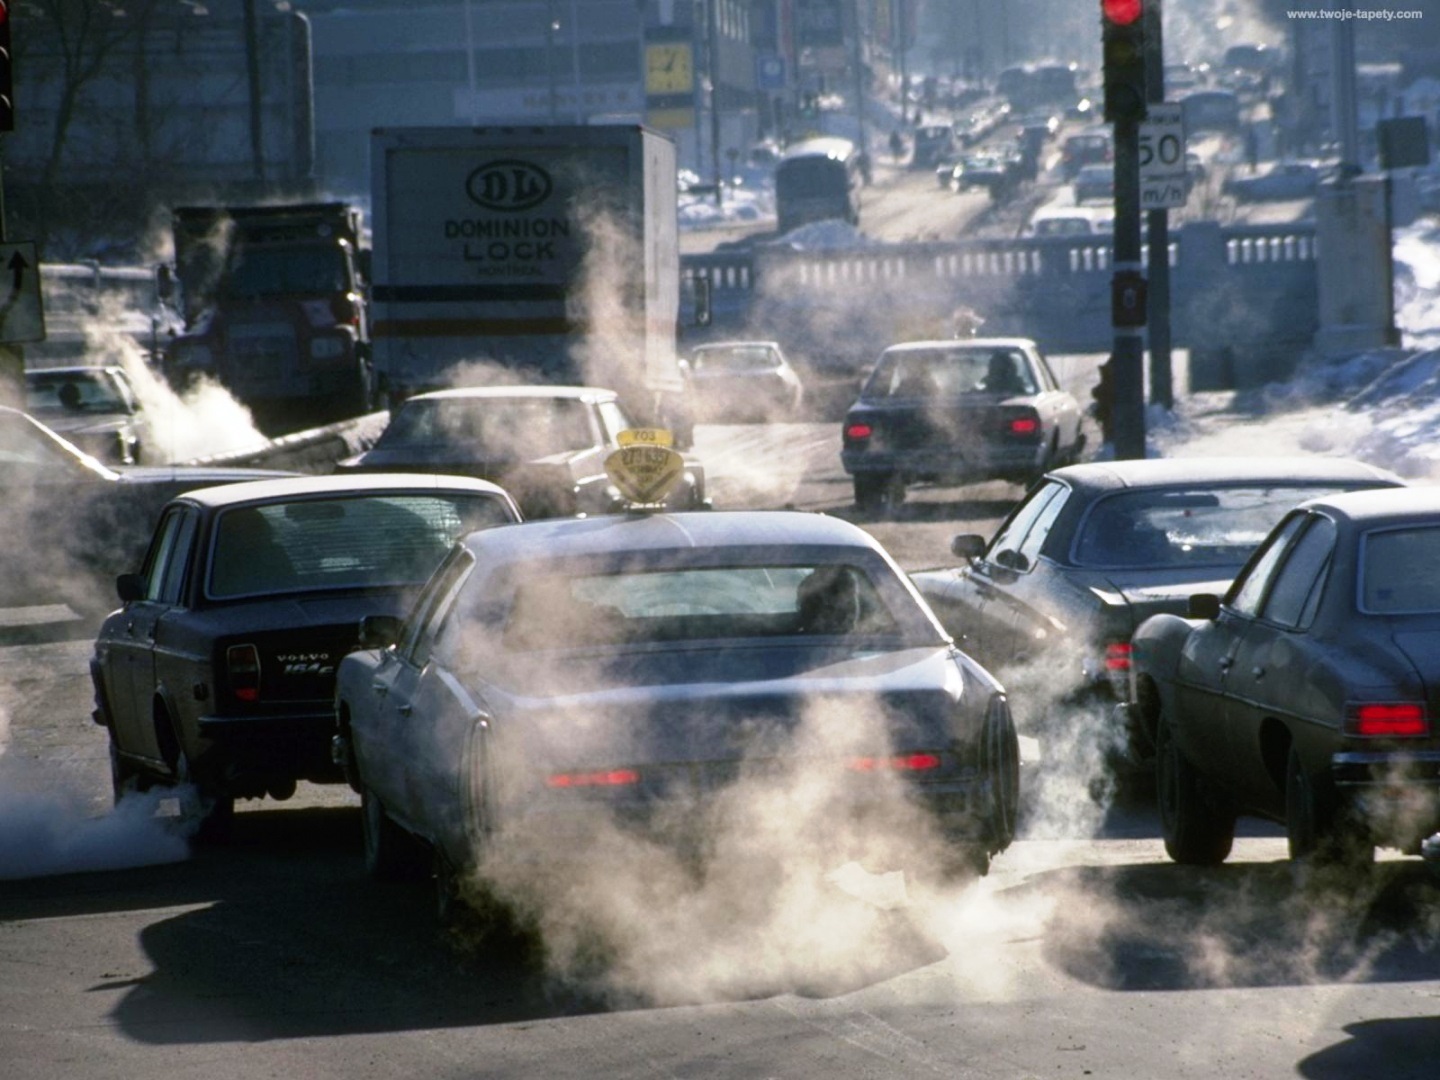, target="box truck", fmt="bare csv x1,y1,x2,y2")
368,125,695,436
